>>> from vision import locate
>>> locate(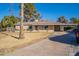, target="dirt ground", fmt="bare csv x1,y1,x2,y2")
6,32,76,56
0,31,52,55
